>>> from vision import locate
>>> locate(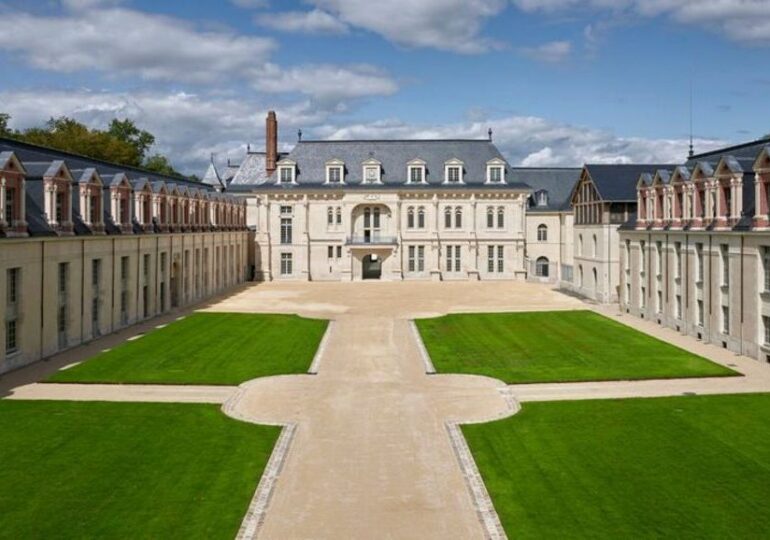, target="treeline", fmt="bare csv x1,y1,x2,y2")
0,113,191,179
